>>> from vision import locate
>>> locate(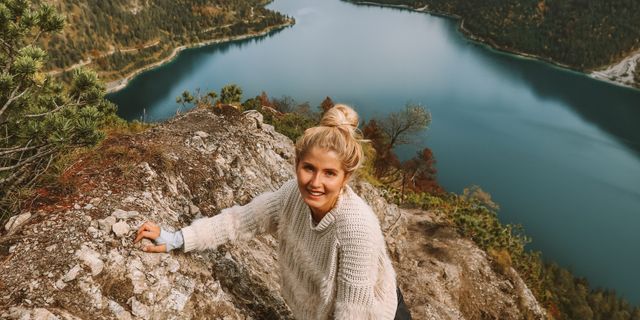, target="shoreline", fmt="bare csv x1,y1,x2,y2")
105,20,294,94
348,0,640,91
590,49,640,89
